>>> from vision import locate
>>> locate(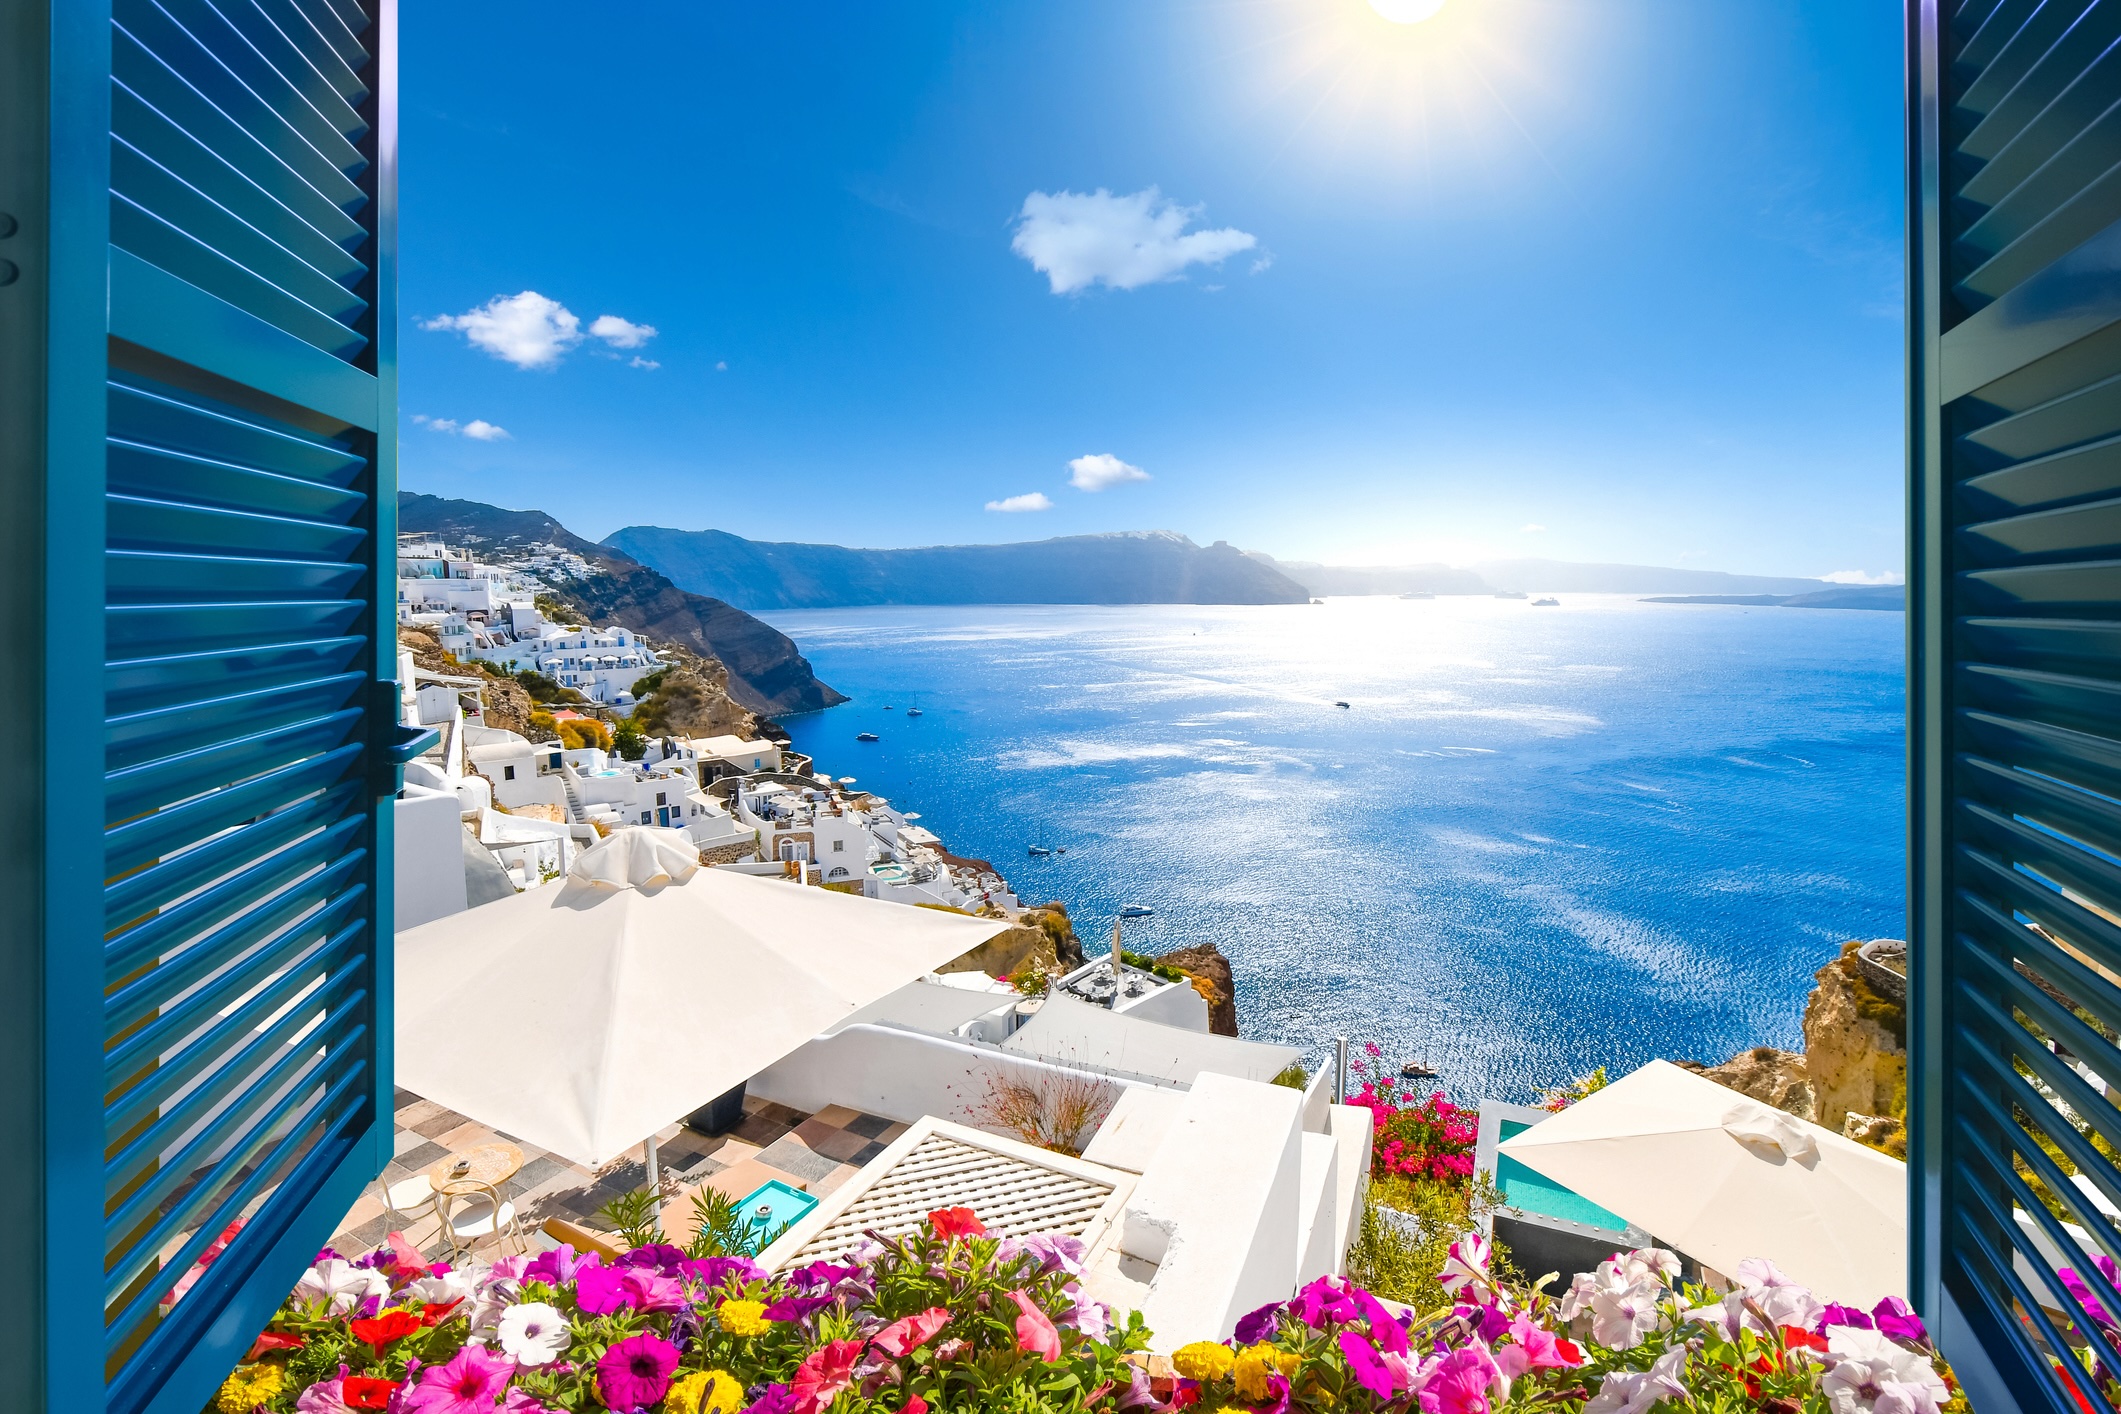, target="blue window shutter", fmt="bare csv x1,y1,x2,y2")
1,2,401,1410
1912,1,2121,1410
